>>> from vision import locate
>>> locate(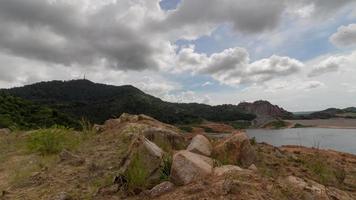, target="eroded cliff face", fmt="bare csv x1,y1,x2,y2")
237,100,293,127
